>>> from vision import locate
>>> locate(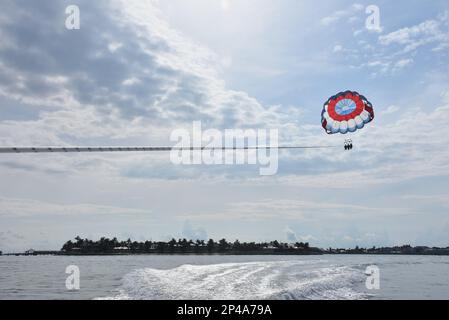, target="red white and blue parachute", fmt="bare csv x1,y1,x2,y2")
321,91,374,134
